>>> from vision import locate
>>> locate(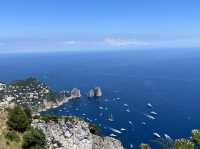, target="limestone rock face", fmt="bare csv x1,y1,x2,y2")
71,88,81,98
32,119,124,149
94,87,102,97
87,89,95,98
